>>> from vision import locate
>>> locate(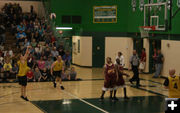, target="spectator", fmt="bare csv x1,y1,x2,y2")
4,47,13,57
37,56,45,71
11,17,18,34
41,17,46,26
26,28,32,41
58,48,65,57
40,68,48,81
31,38,37,48
24,38,30,48
30,5,34,14
69,67,77,80
33,67,41,82
51,47,59,61
3,59,12,81
45,25,52,37
34,31,40,42
57,42,64,50
22,19,27,28
34,44,42,59
11,63,18,78
17,22,25,32
61,71,69,81
34,19,40,31
44,47,51,57
38,26,44,41
153,49,164,78
51,35,56,45
114,52,125,67
45,56,53,71
30,12,37,21
44,34,51,44
27,69,34,82
27,20,34,32
27,54,34,68
152,48,158,72
17,4,22,14
139,48,146,73
4,52,12,66
63,51,71,69
16,30,26,47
